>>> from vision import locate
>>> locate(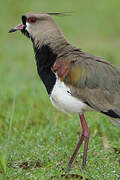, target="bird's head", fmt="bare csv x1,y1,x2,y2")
9,12,66,48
